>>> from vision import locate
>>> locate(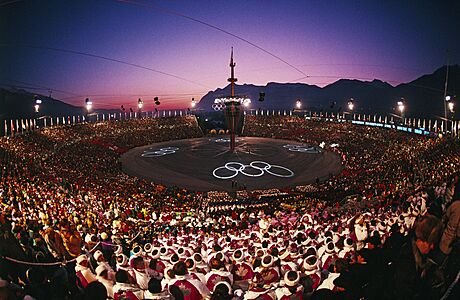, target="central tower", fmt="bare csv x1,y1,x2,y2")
226,47,239,151
228,47,237,97
213,48,251,152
